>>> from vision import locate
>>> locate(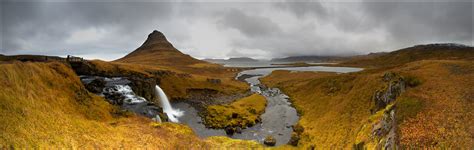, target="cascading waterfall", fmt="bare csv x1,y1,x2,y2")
155,85,183,122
